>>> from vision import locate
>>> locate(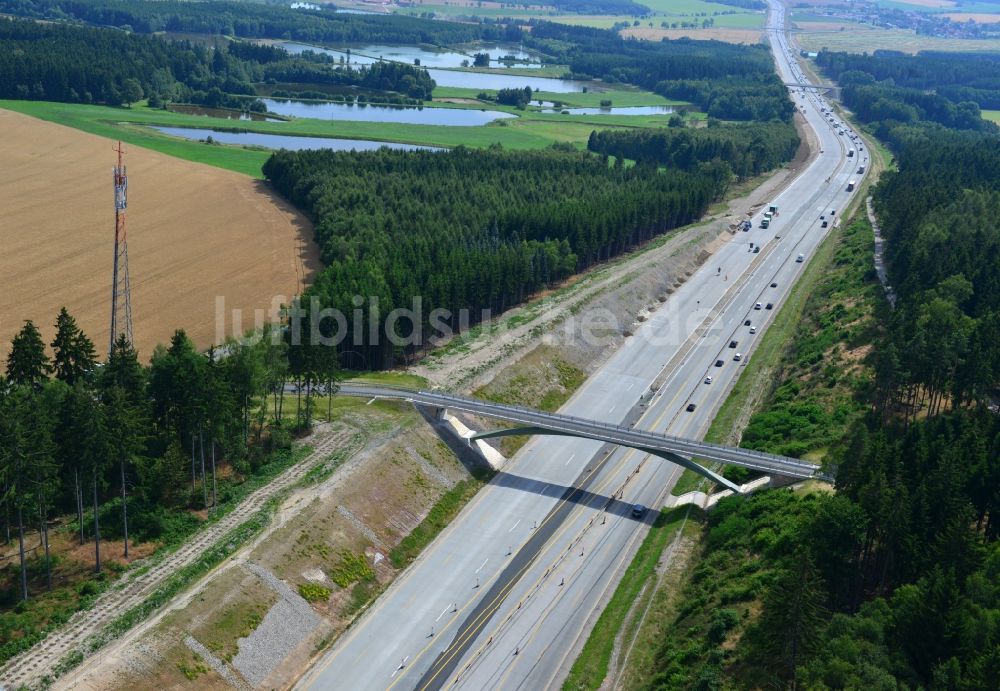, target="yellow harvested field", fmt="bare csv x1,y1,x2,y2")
621,27,763,44
0,108,319,360
941,12,1000,22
